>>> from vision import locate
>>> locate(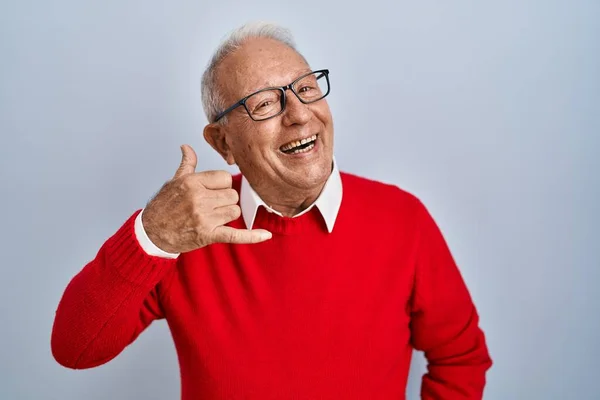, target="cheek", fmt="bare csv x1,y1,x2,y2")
312,103,333,128
229,120,254,153
231,137,253,161
229,121,278,162
248,123,279,153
